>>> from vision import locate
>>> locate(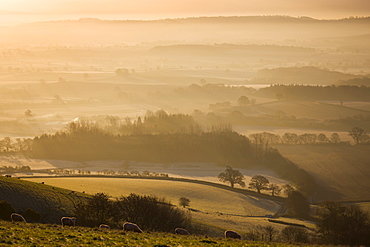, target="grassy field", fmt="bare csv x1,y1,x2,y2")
275,144,370,202
23,177,318,235
24,177,281,216
0,220,302,247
